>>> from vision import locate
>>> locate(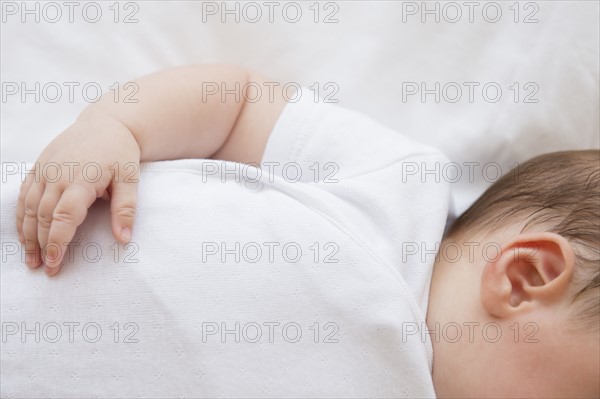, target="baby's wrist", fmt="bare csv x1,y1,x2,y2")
76,108,140,150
